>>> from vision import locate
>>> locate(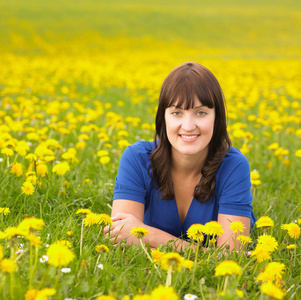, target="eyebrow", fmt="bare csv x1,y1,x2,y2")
169,105,205,109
